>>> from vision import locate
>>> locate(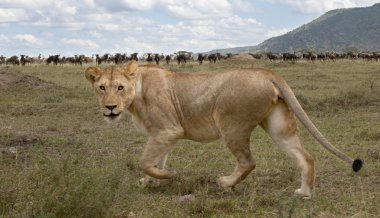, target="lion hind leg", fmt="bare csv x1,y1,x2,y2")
261,100,315,199
217,135,256,188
